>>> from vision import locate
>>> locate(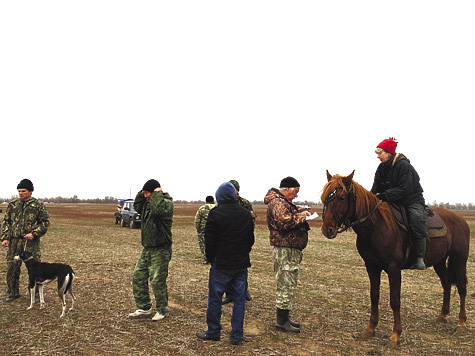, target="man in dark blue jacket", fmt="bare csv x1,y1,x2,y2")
196,182,255,345
371,138,427,270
